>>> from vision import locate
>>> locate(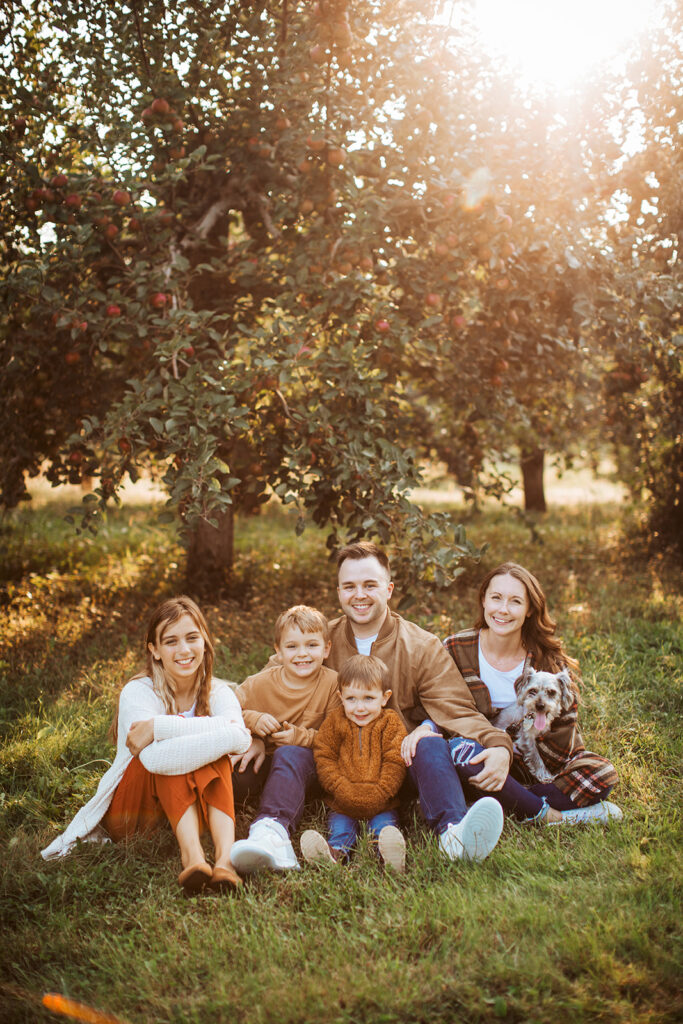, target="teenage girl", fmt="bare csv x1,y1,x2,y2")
42,596,251,893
